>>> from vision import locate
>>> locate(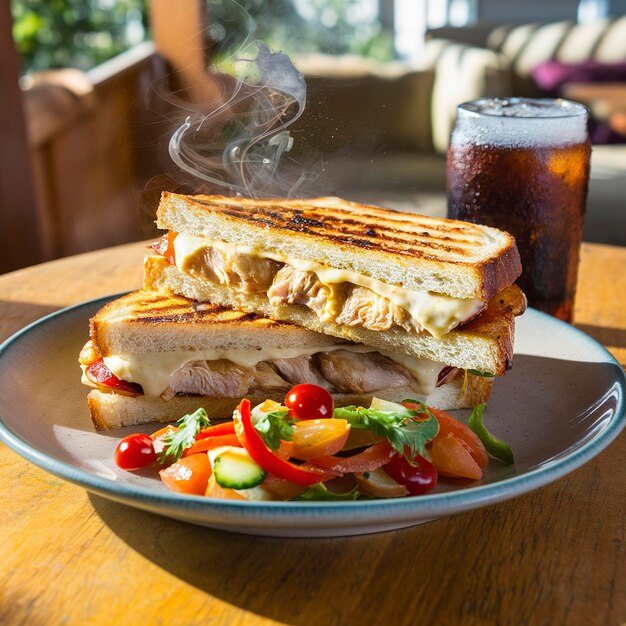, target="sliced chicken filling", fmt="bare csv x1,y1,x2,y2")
81,340,460,399
171,235,484,336
181,241,281,294
160,350,451,400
